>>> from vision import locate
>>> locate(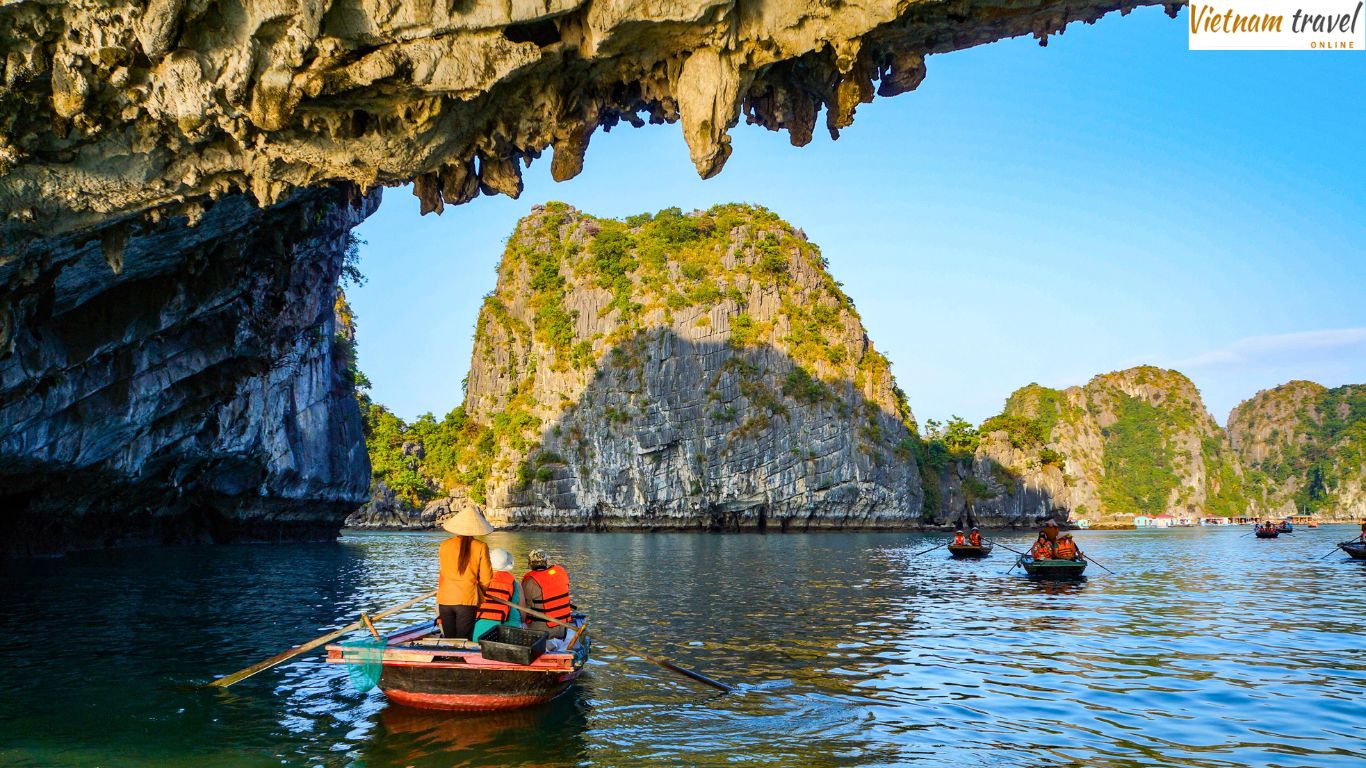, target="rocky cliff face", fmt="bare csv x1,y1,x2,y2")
421,203,922,529
1,0,1174,252
956,367,1253,528
1228,381,1366,519
0,184,376,556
